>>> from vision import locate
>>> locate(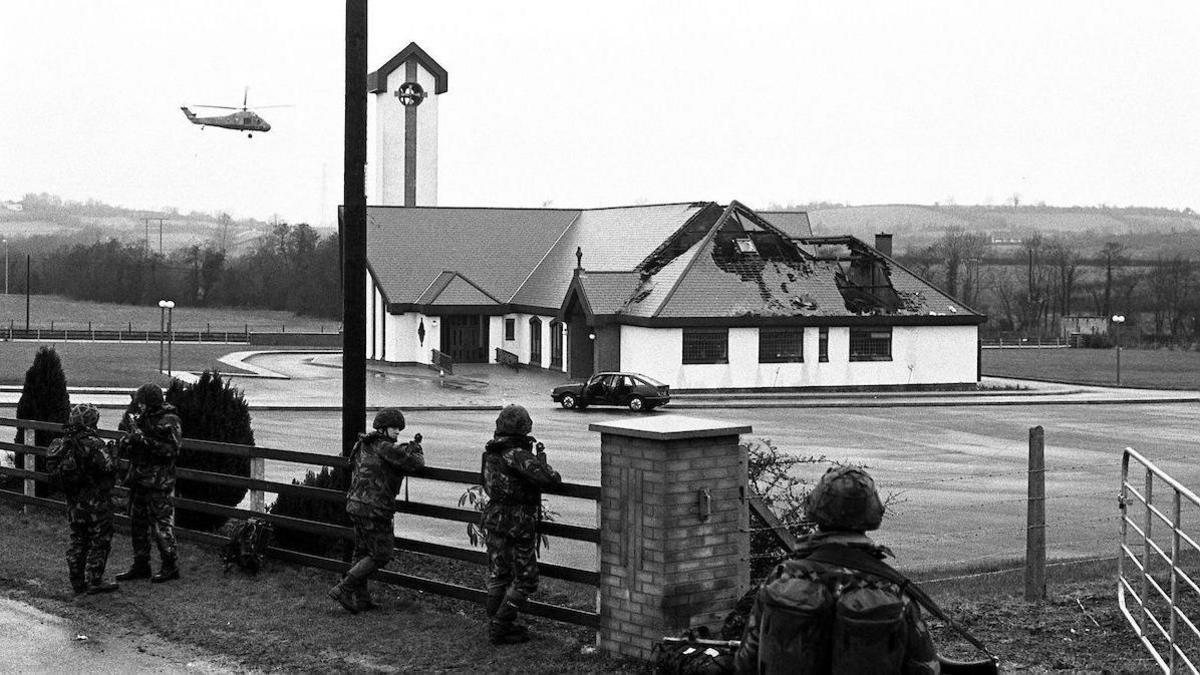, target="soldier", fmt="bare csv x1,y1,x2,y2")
480,404,561,645
328,407,424,614
114,383,183,584
734,466,940,674
46,403,119,595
